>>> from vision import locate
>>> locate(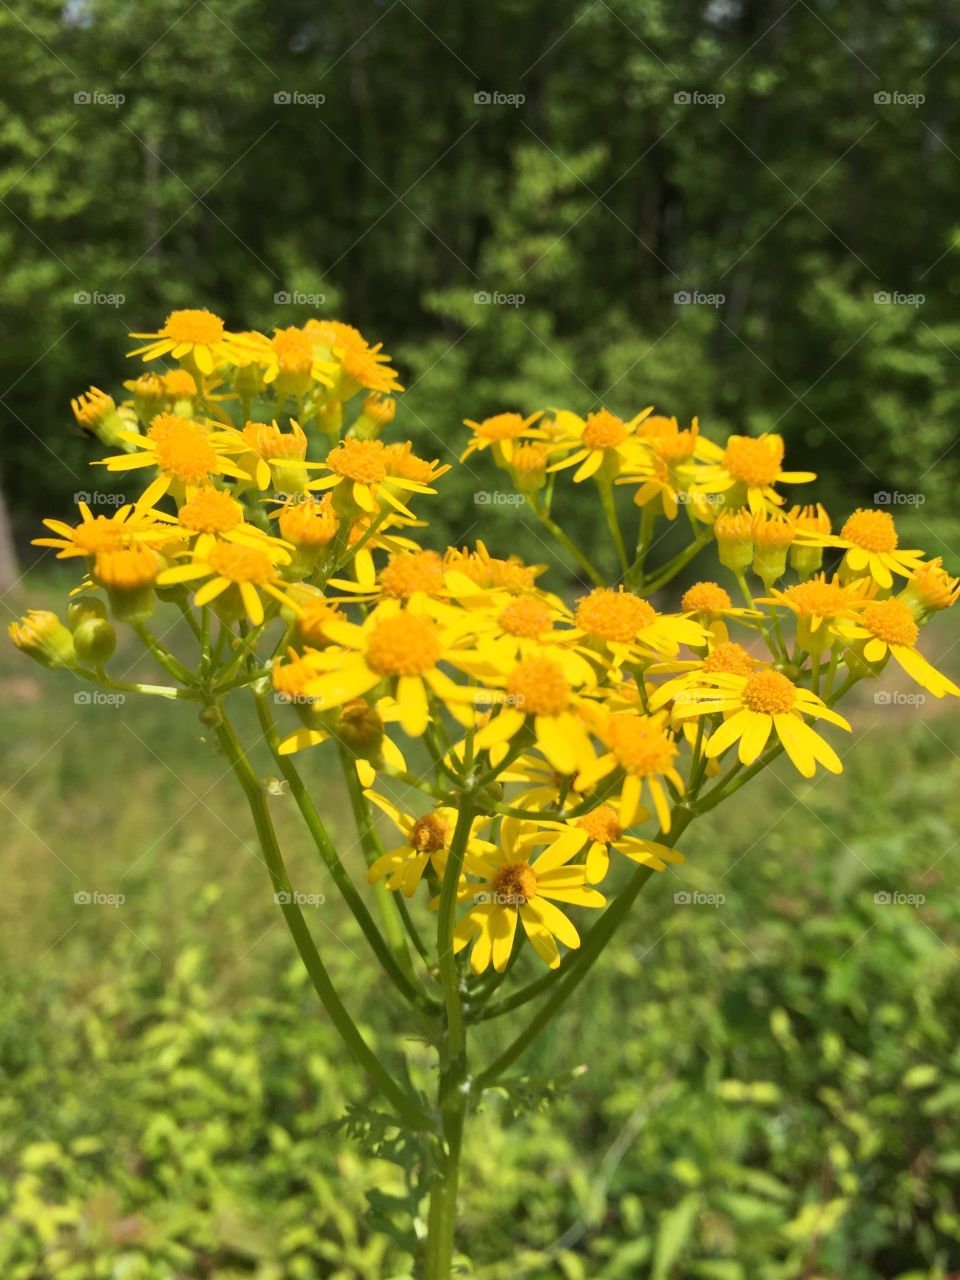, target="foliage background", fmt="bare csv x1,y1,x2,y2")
1,2,960,1277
